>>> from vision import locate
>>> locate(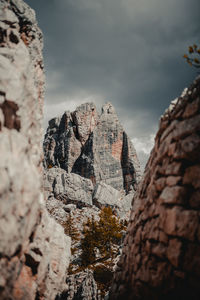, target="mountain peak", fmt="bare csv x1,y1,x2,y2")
101,102,116,115
44,102,141,193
